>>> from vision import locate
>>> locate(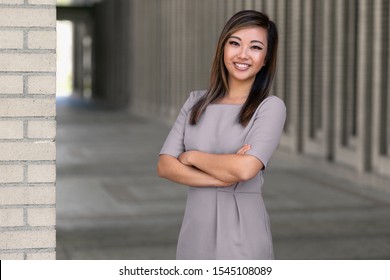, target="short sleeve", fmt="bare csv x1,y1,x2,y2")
244,96,286,169
159,91,197,158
